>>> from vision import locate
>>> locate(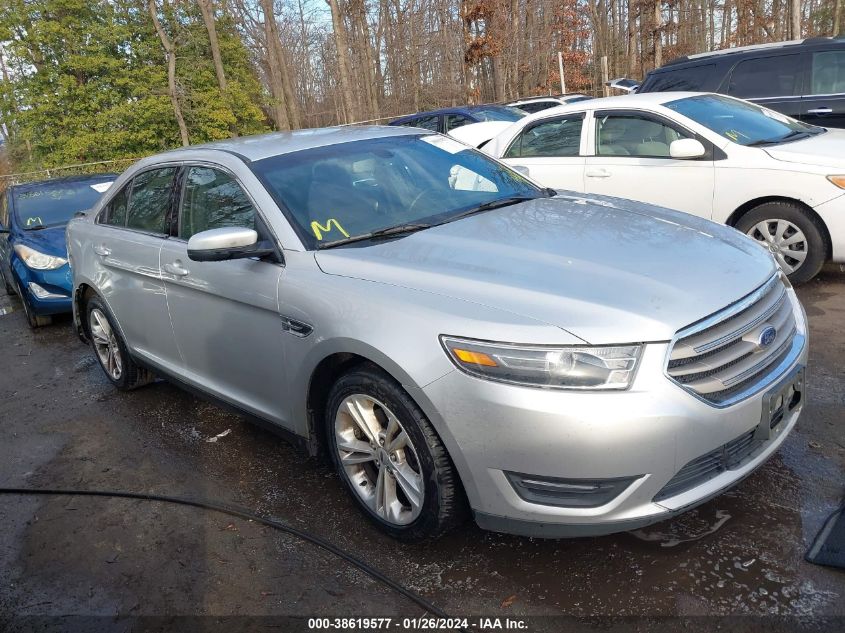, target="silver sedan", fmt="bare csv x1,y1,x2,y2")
67,126,807,539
